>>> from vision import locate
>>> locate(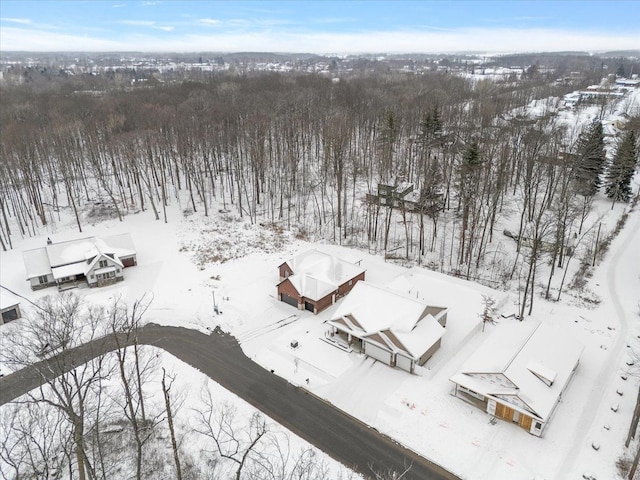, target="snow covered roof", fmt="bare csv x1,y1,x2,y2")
0,289,21,309
386,270,480,321
451,322,583,421
46,236,99,267
94,266,117,275
52,263,86,280
287,273,336,301
332,281,430,334
23,234,135,281
102,233,136,257
45,234,135,268
22,247,52,279
328,281,446,360
282,250,365,300
394,316,445,358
